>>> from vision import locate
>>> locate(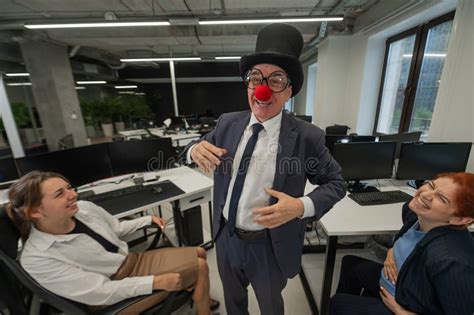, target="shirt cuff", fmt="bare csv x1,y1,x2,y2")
299,196,315,218
186,144,197,164
136,275,154,295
